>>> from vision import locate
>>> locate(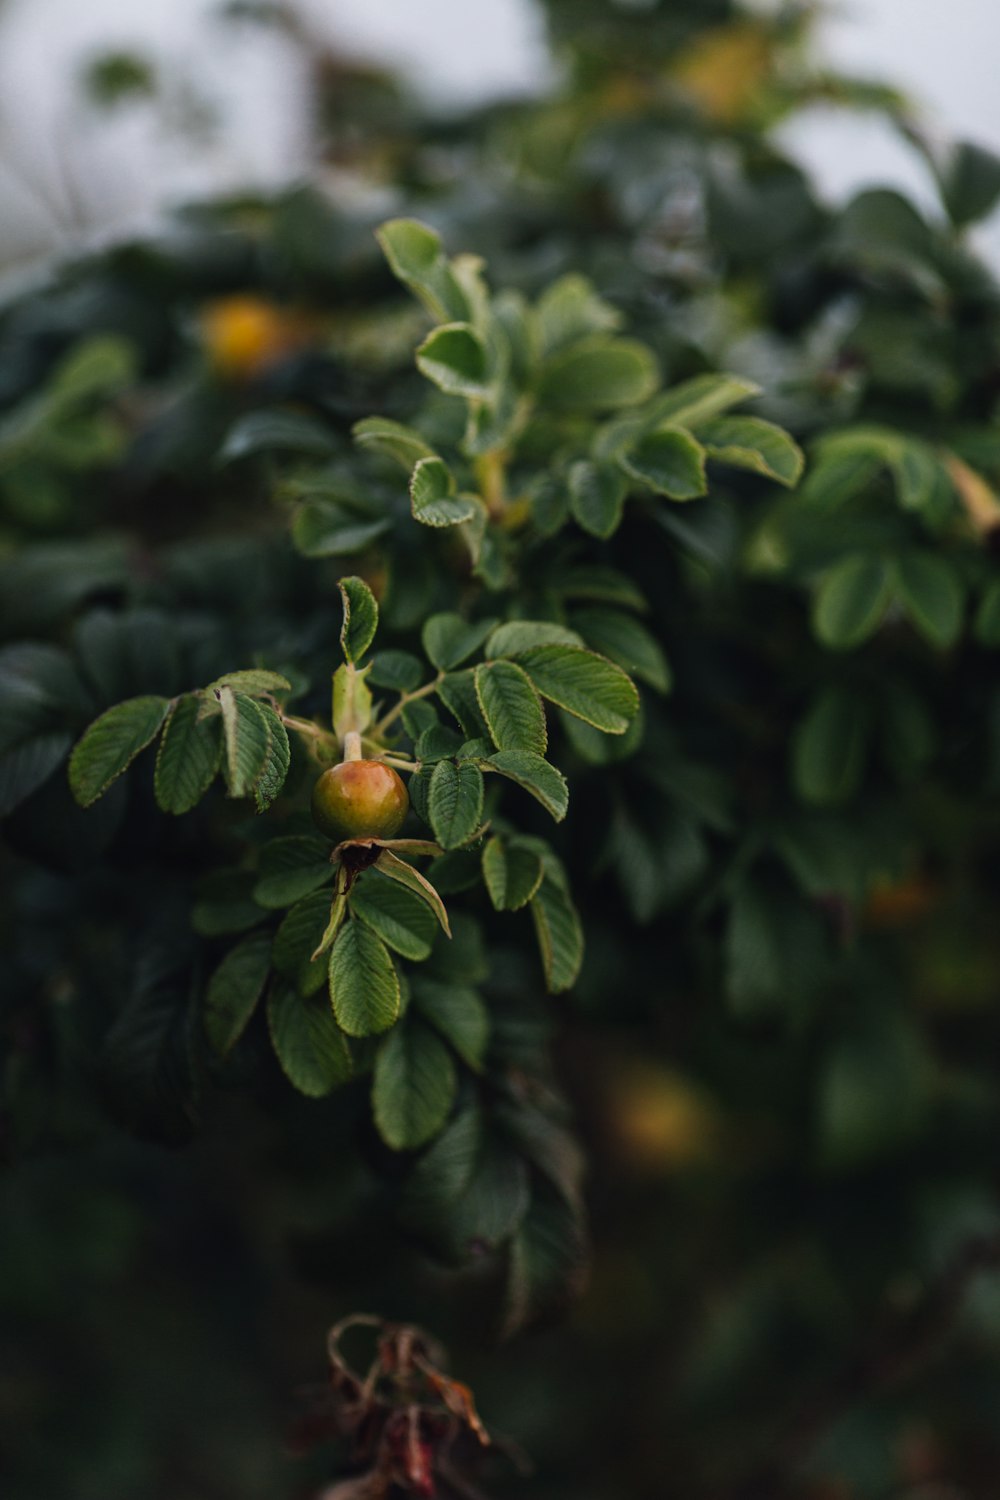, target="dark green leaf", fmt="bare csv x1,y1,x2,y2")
154,695,223,814
422,613,496,671
376,218,470,322
338,575,379,663
538,336,659,410
621,427,707,500
253,703,291,812
571,608,671,693
530,864,583,992
69,695,170,807
474,660,547,754
204,933,272,1056
328,919,400,1036
568,460,628,538
253,836,333,907
515,645,639,734
416,323,491,400
428,760,485,849
352,415,436,470
813,555,894,649
267,983,352,1097
375,849,452,936
482,835,545,910
0,731,72,818
793,687,869,805
410,456,478,528
699,415,804,486
486,621,584,657
218,409,336,464
895,552,965,648
488,751,568,821
292,500,391,558
411,978,489,1071
350,868,438,960
372,1019,458,1150
218,687,271,800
